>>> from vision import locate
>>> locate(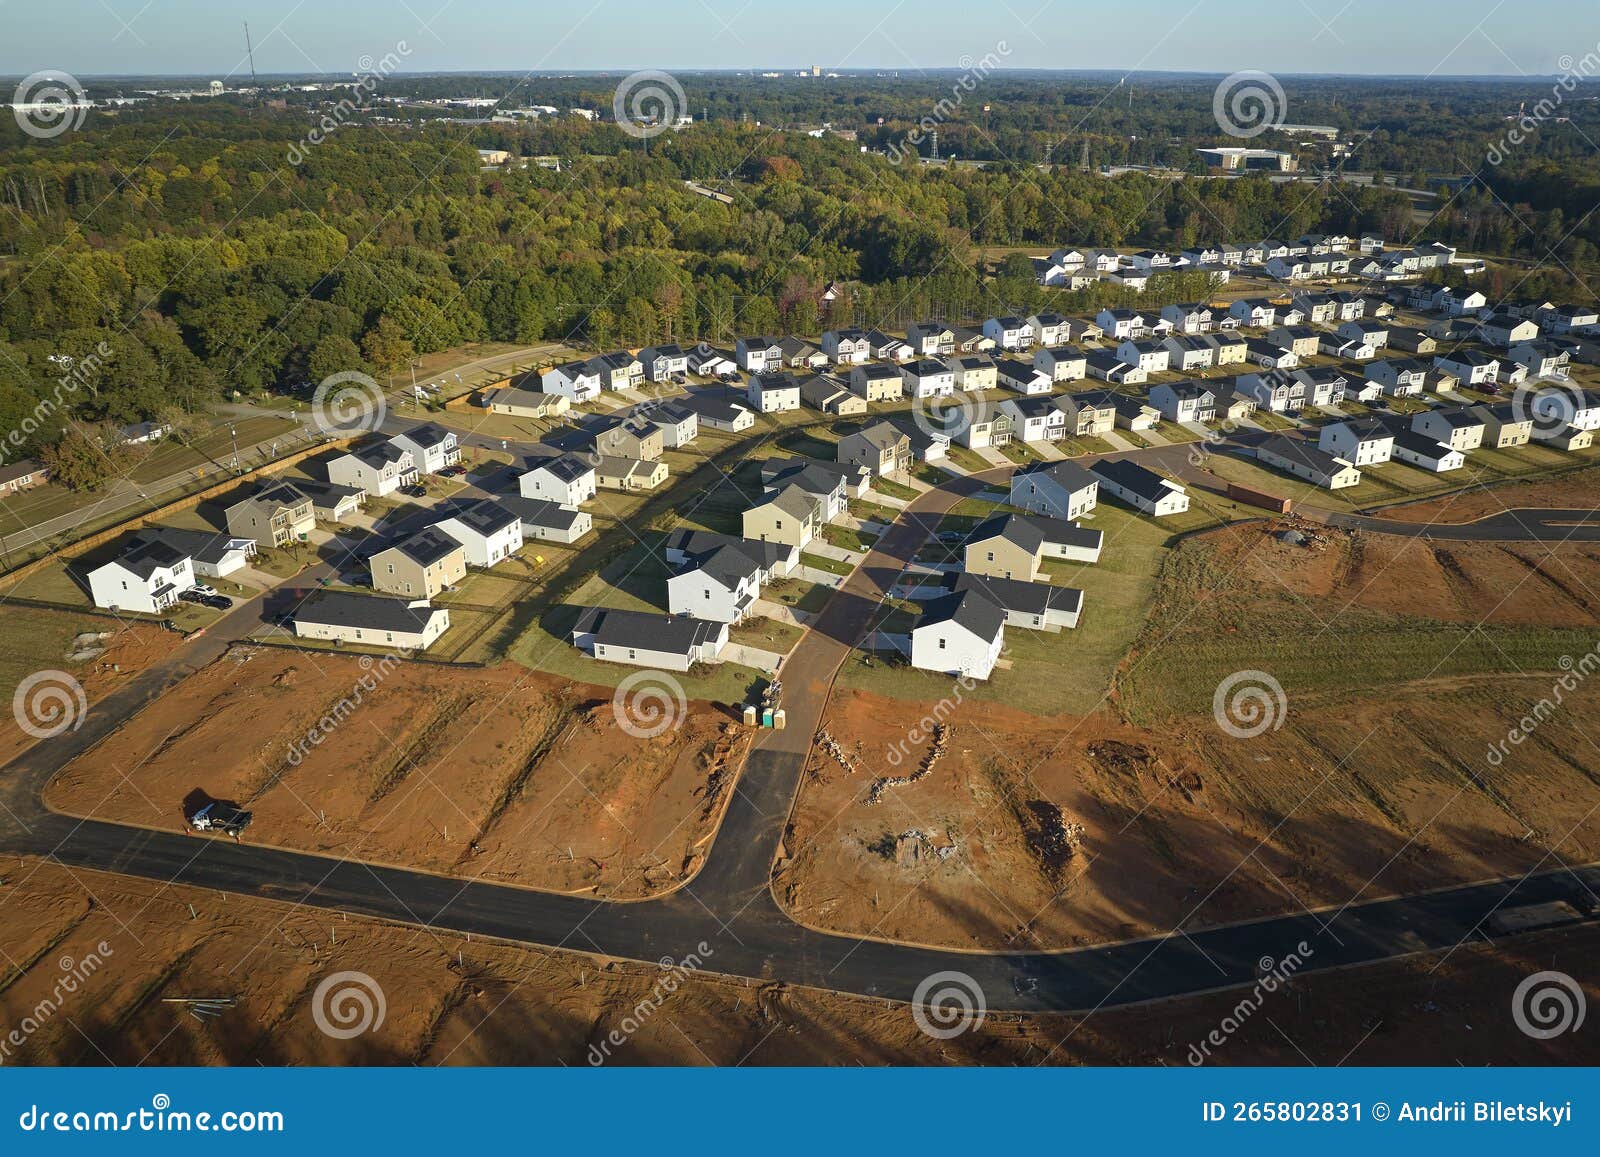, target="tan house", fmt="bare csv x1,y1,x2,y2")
965,520,1045,582
849,363,904,403
1203,333,1249,366
481,385,572,419
595,454,668,492
741,485,821,548
224,481,314,548
592,421,665,461
370,527,467,599
1057,393,1116,437
837,421,912,477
